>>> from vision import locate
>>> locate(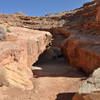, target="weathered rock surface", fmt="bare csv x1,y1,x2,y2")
72,68,100,100
0,1,99,73
0,1,99,74
95,0,100,21
61,1,100,73
61,24,100,73
0,0,99,100
96,6,100,21
0,26,52,90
